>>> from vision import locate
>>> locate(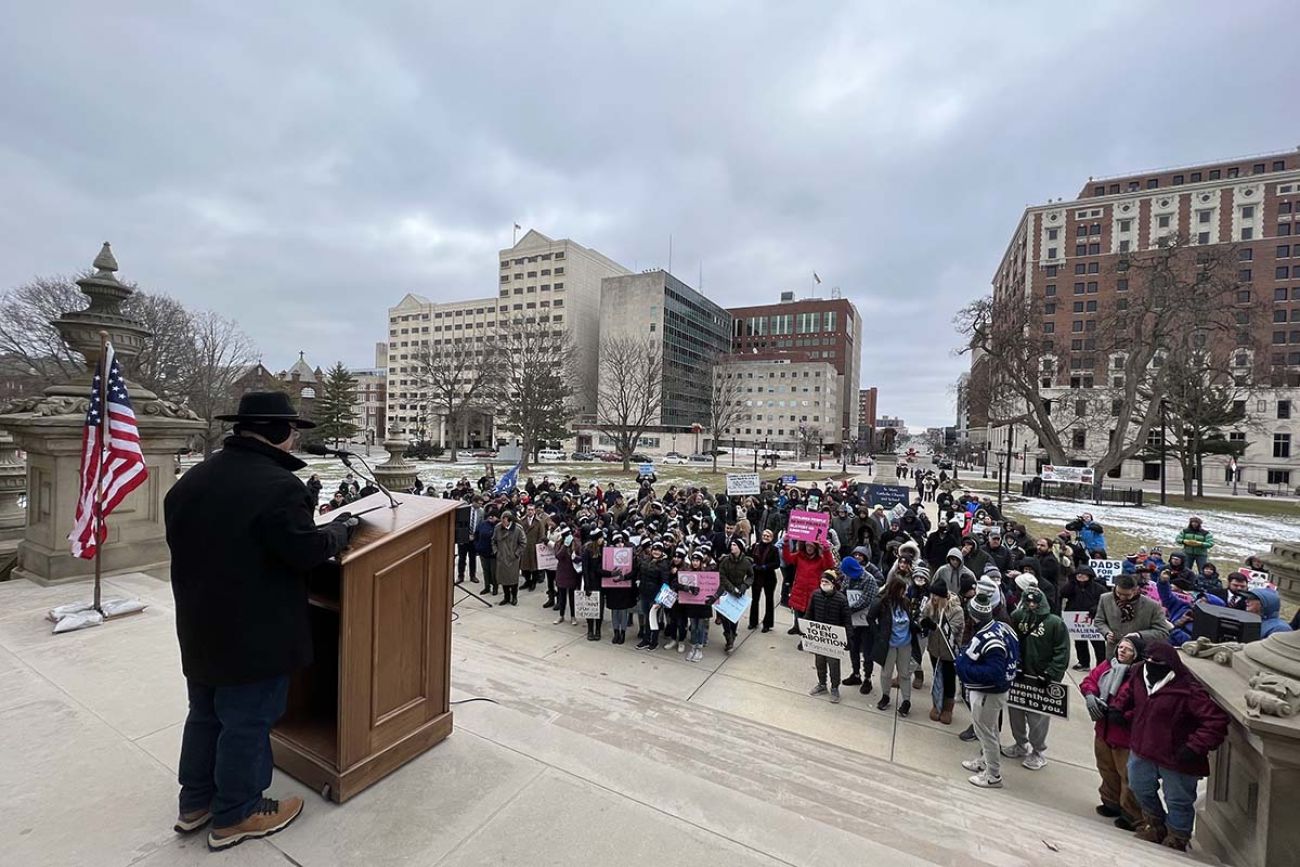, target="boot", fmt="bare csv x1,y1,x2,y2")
586,622,596,641
929,706,941,722
647,634,658,651
595,623,602,640
1161,832,1188,852
939,700,954,725
912,670,924,689
1134,813,1167,844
